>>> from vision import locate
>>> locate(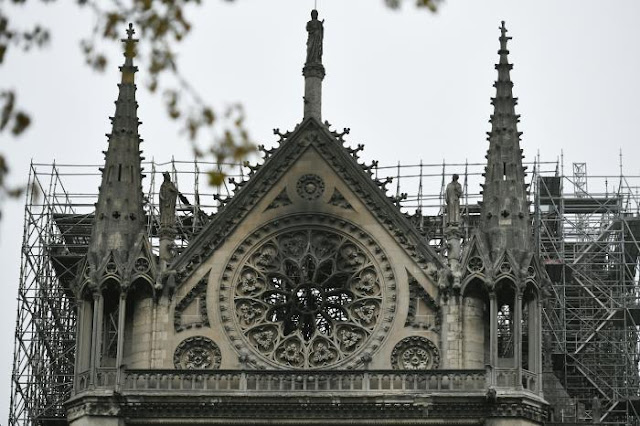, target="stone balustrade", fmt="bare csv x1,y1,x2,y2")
522,368,539,393
121,369,487,395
